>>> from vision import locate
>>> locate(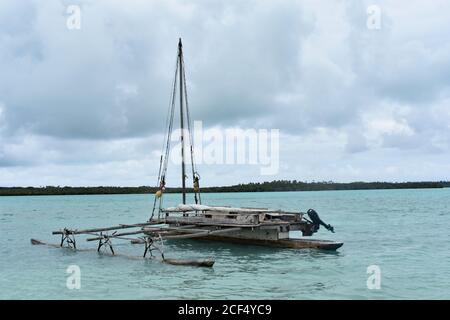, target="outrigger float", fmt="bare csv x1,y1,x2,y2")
32,39,342,267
